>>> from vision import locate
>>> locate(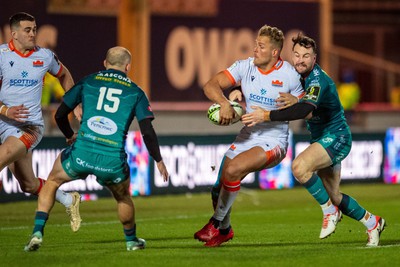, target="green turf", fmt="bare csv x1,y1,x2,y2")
1,183,399,267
